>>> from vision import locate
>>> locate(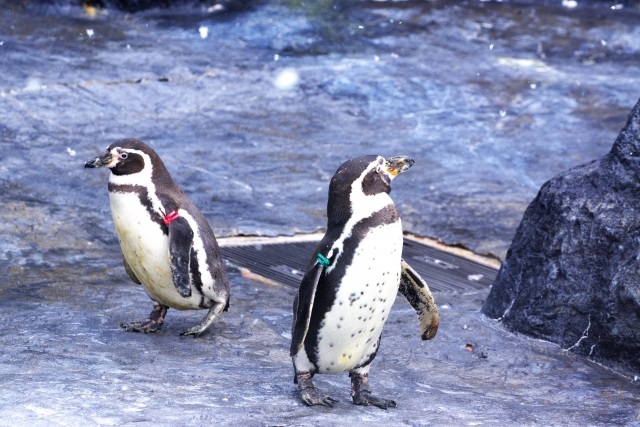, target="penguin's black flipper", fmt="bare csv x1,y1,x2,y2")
122,255,142,285
290,262,323,357
168,216,194,298
399,259,439,340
